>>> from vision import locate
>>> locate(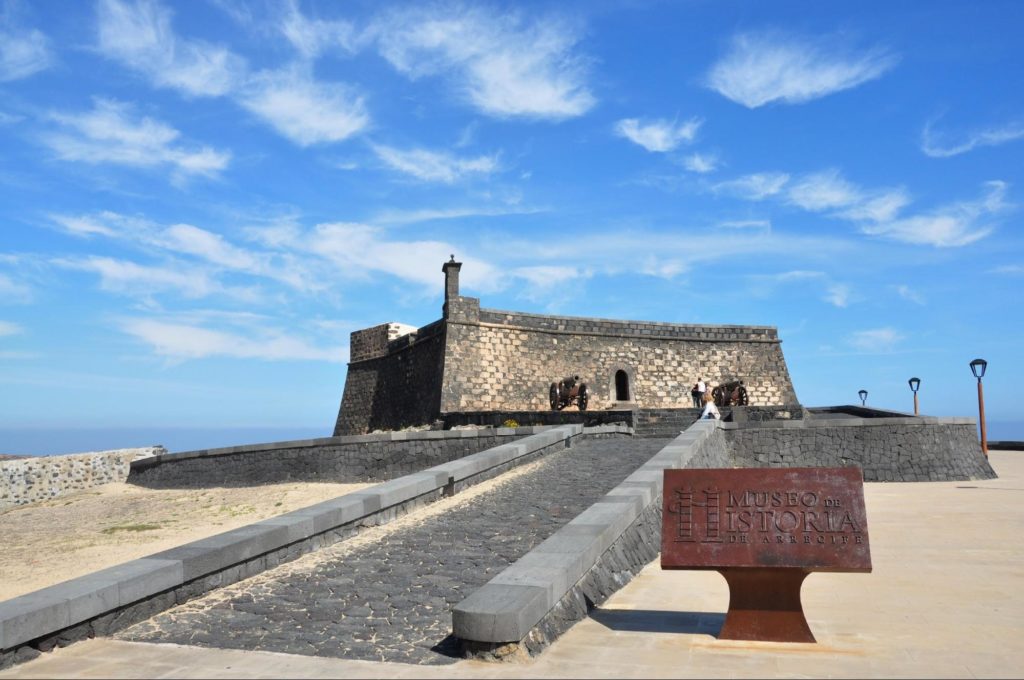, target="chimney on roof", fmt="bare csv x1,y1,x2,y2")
442,255,462,314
